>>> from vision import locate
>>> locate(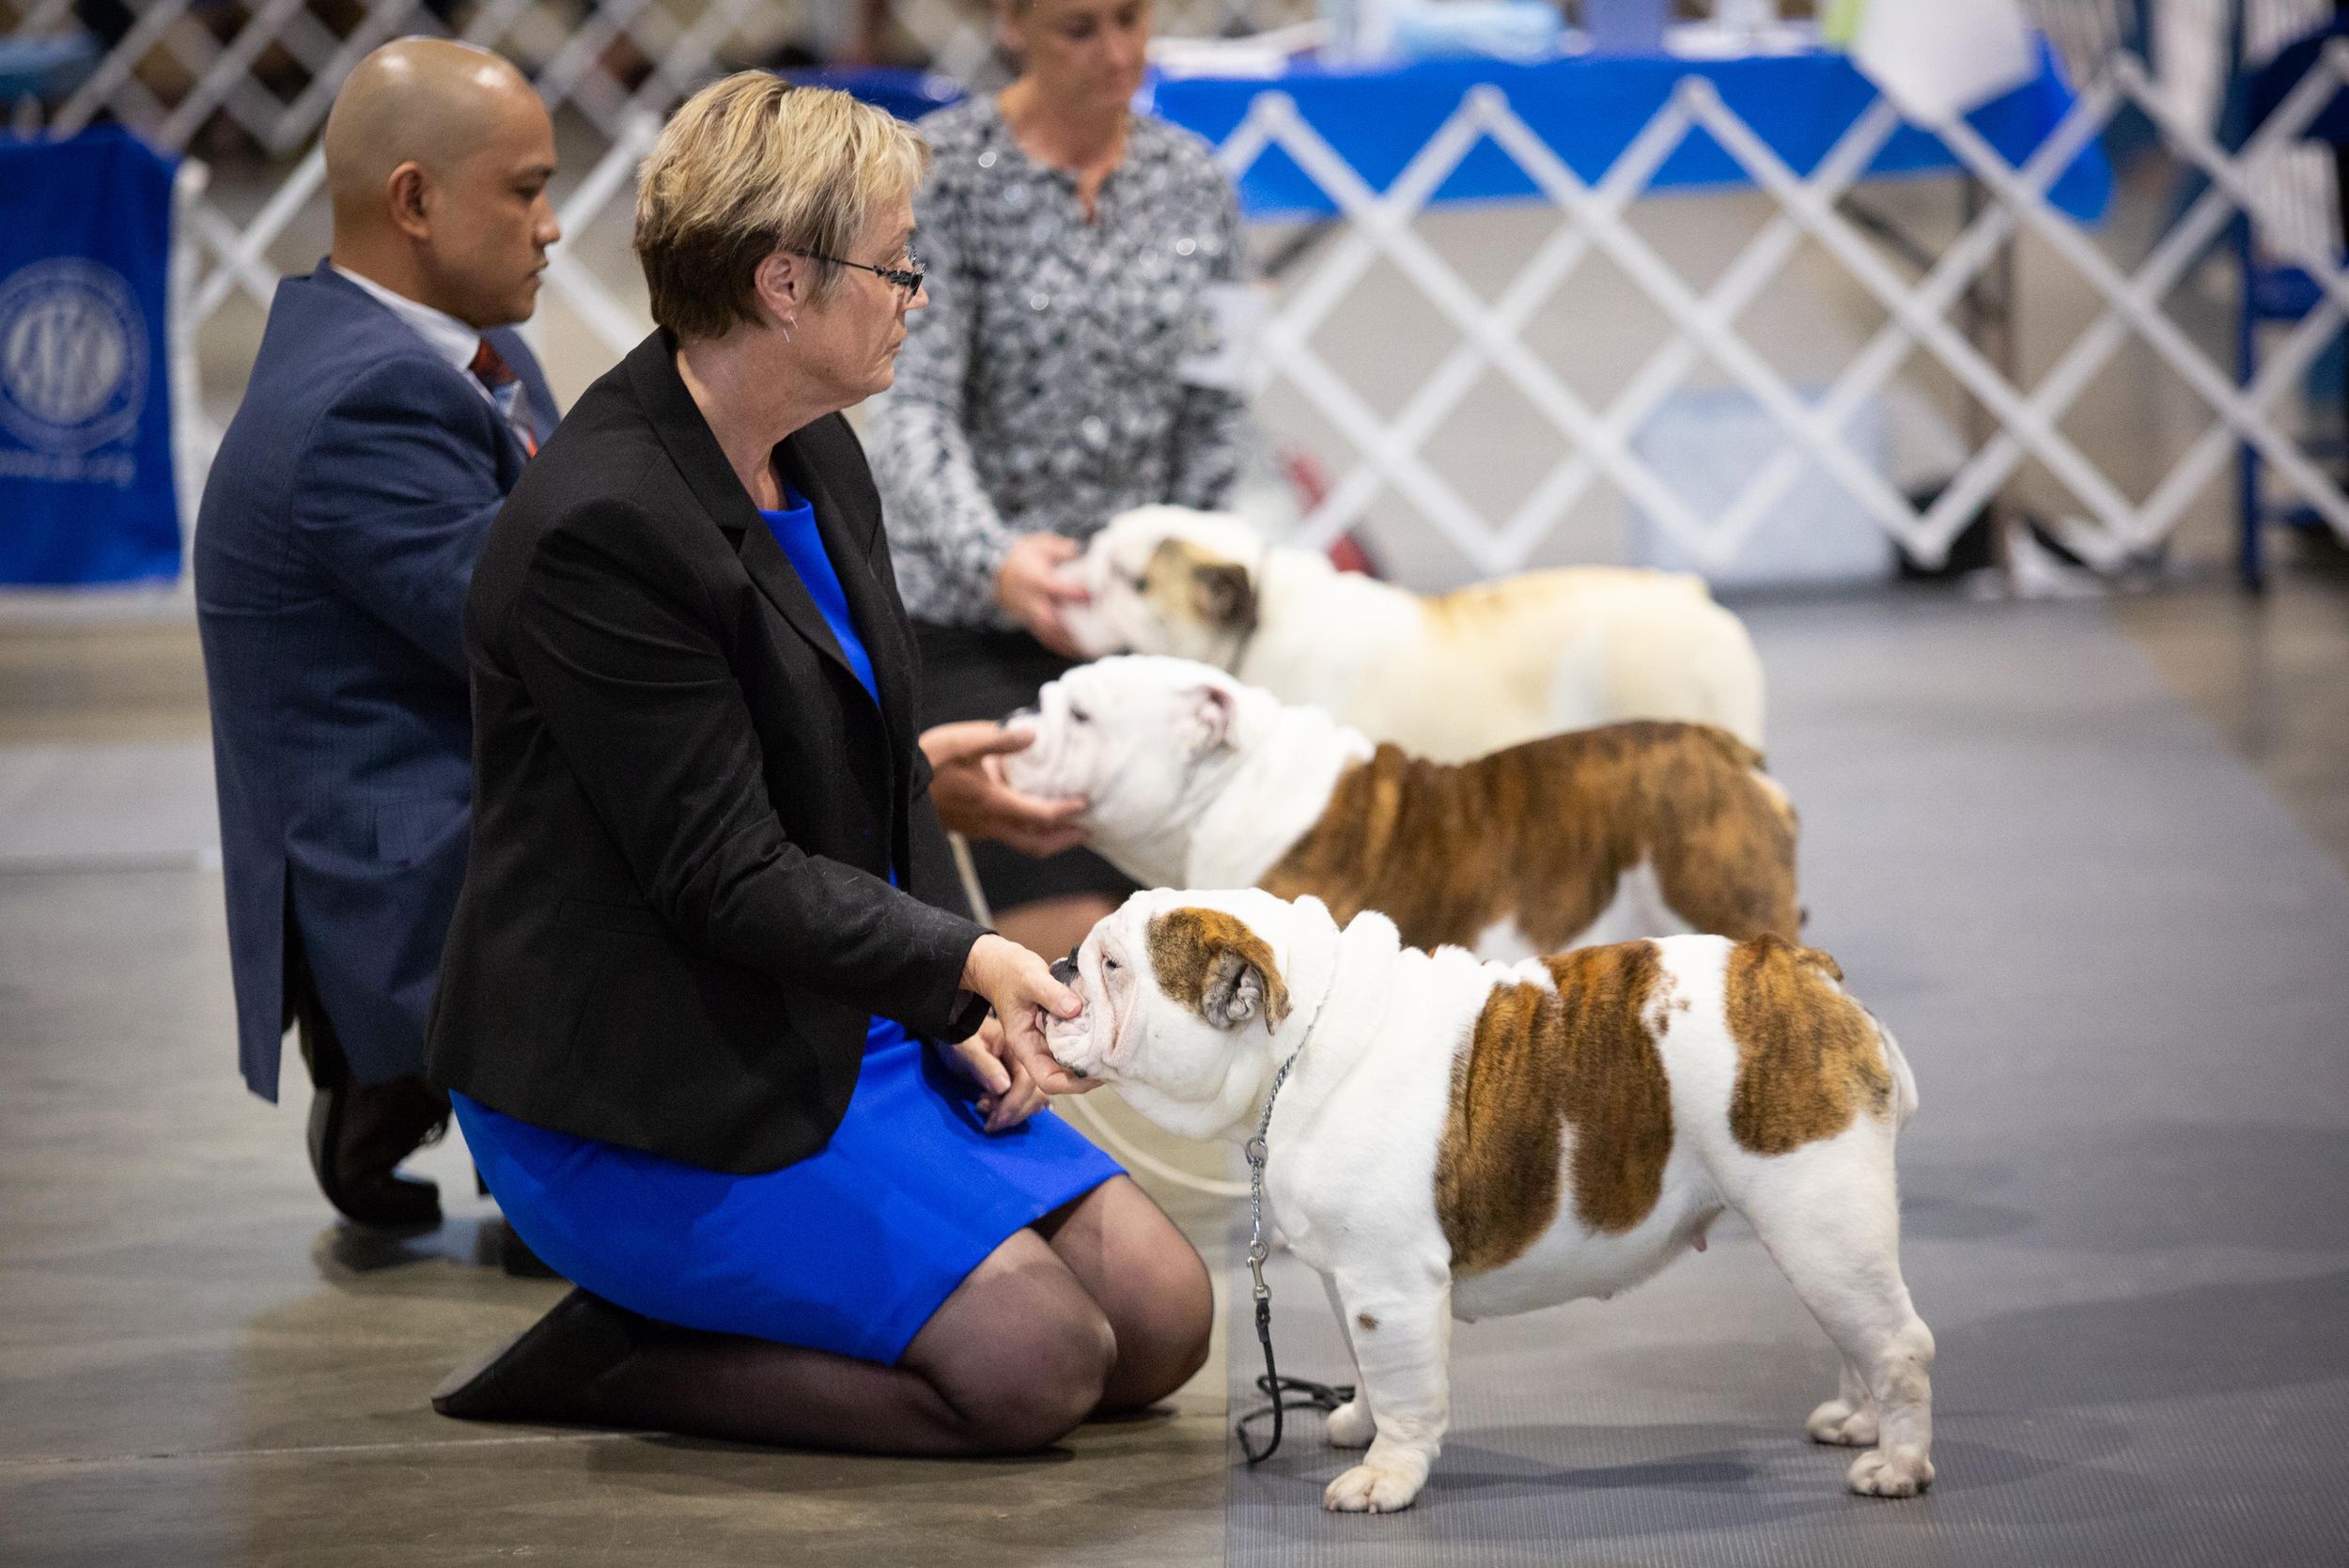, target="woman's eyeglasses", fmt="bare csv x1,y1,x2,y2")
799,250,925,302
